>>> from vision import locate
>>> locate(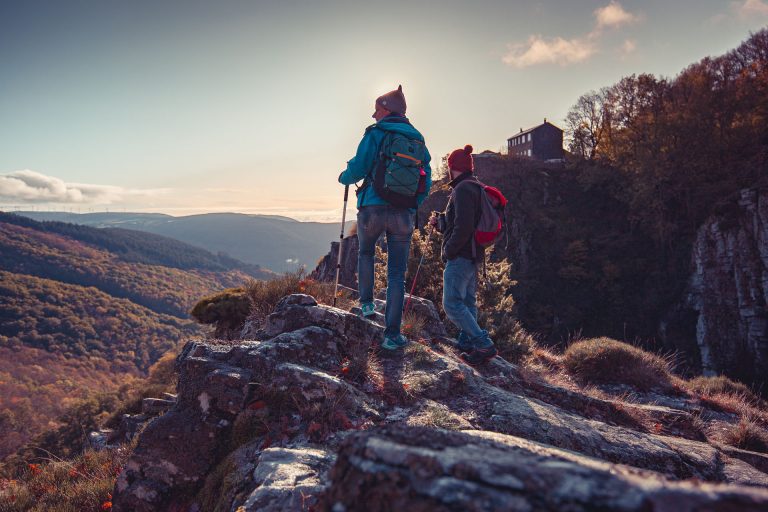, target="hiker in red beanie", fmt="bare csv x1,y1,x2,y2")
430,145,498,365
